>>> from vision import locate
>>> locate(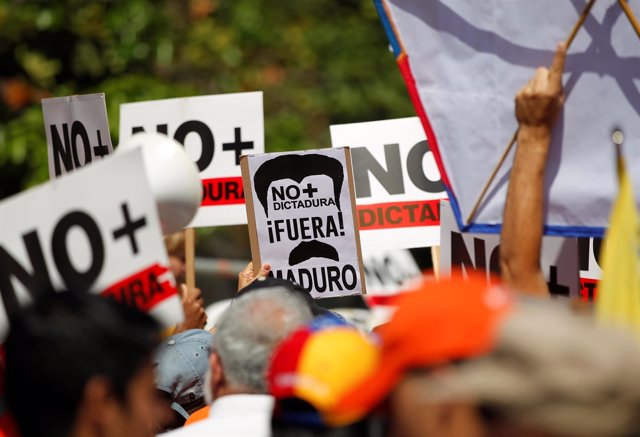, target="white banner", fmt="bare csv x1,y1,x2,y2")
119,92,264,227
439,200,581,298
0,150,182,337
330,117,447,251
43,93,113,179
377,0,640,236
363,249,421,298
579,237,602,301
242,148,366,298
